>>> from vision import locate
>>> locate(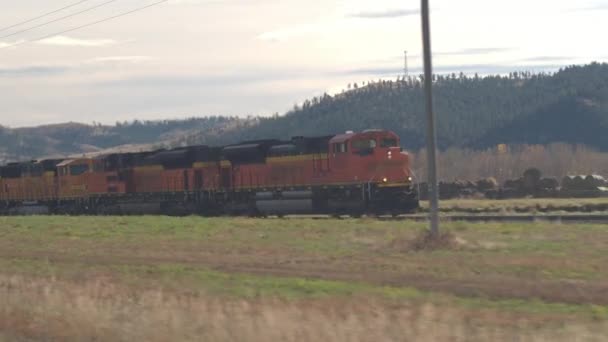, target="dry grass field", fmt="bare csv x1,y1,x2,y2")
1,216,608,341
